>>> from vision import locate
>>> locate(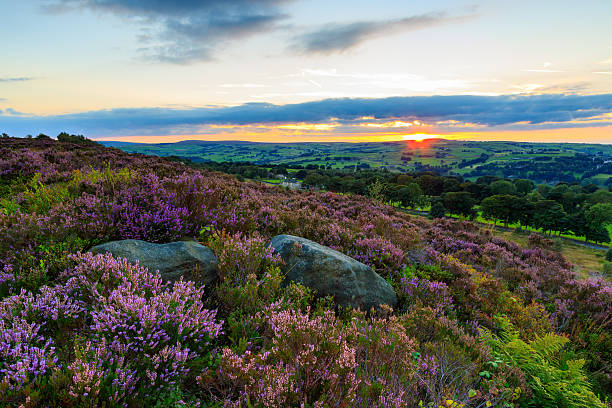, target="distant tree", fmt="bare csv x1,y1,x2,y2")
397,183,423,208
481,195,510,226
417,174,444,196
35,133,52,140
367,179,386,202
442,191,476,218
489,179,517,196
442,177,461,192
533,200,567,235
587,189,612,205
582,183,599,194
536,184,552,198
584,203,612,242
514,179,535,196
57,132,95,144
430,198,446,219
481,194,530,228
396,174,414,186
1,132,9,138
